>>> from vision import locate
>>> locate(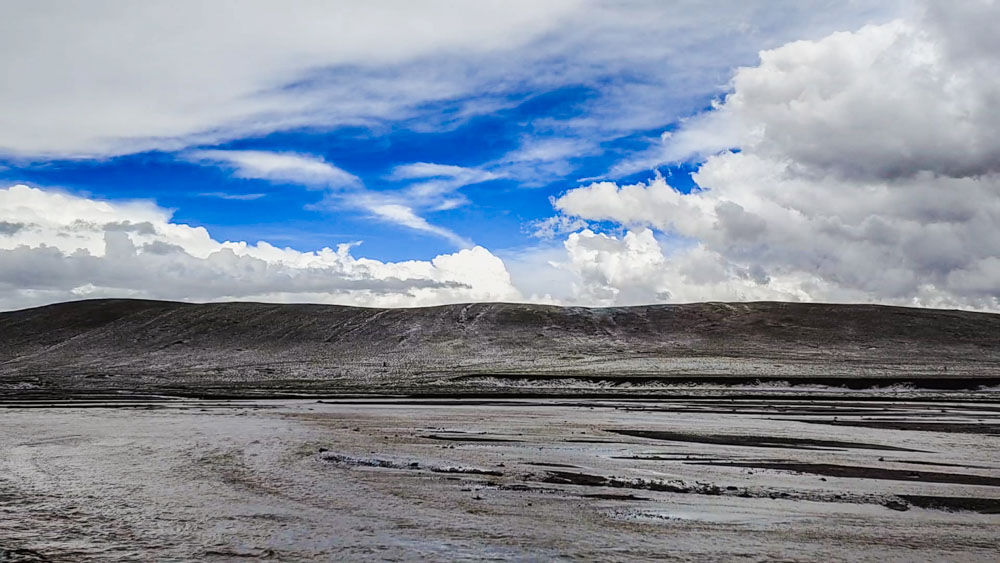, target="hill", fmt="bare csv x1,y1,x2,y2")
2,299,998,398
